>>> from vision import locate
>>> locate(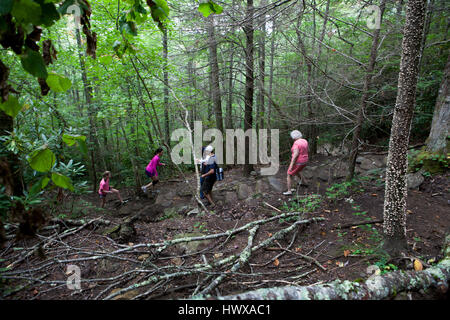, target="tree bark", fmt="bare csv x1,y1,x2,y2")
267,16,276,131
243,0,255,176
382,0,427,255
163,28,170,145
207,14,224,134
76,27,98,192
256,0,267,132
